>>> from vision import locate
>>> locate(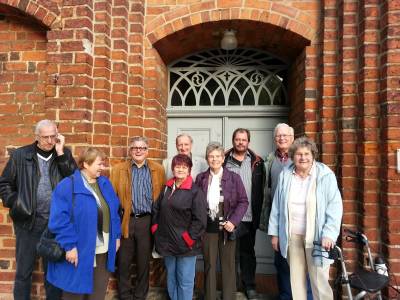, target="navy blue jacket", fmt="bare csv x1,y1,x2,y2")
152,176,207,257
